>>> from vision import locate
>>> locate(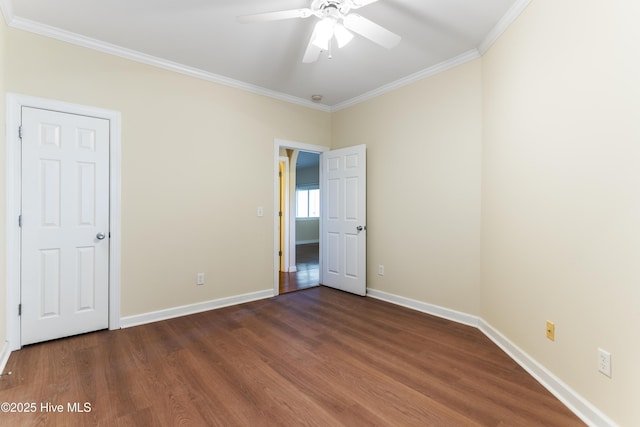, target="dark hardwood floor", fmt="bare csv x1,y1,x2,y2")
0,286,584,426
279,243,319,294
